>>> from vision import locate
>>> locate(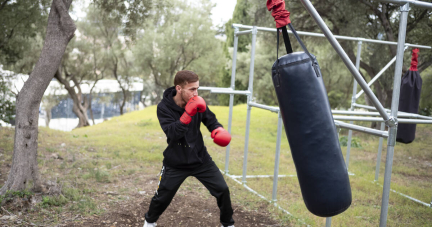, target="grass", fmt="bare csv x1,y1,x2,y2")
1,104,432,226
0,190,33,205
